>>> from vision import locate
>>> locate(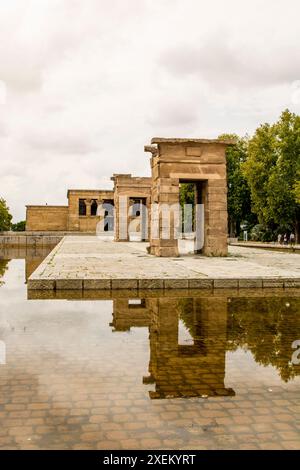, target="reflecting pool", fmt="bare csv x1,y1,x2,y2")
0,248,300,450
